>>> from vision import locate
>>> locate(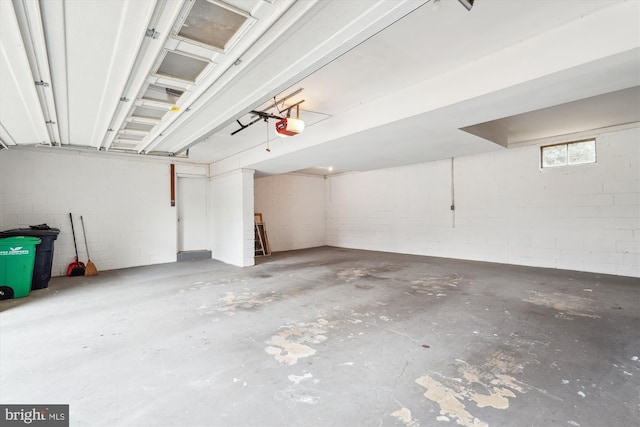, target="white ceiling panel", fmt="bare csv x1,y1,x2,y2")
58,0,157,146
0,0,49,145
